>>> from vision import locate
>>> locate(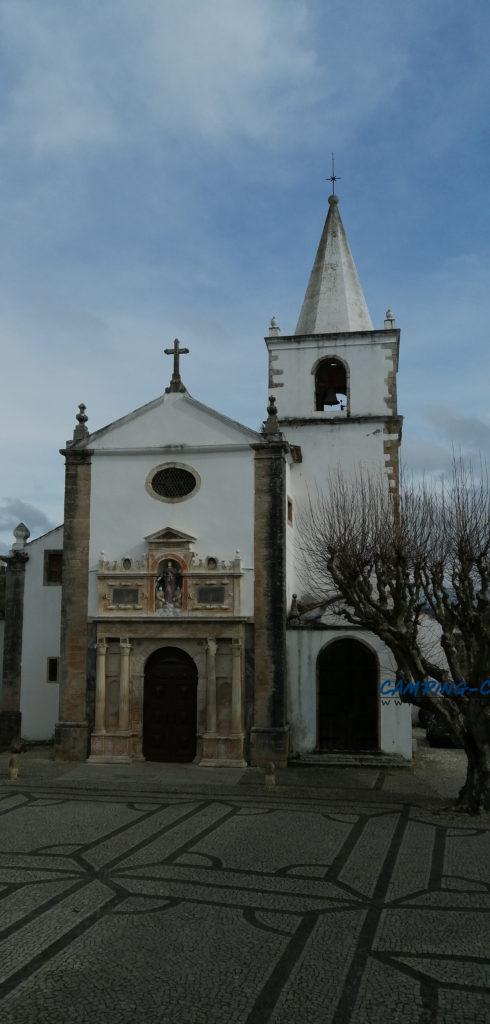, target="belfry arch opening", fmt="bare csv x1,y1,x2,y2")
314,358,347,412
